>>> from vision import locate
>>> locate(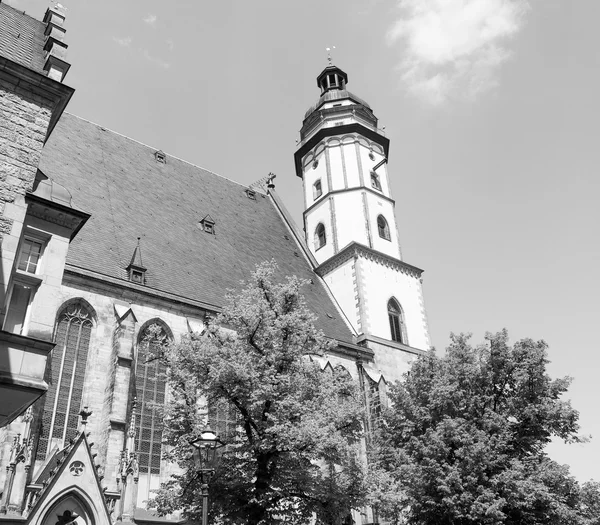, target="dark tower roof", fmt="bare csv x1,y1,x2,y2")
295,65,389,178
303,64,374,120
